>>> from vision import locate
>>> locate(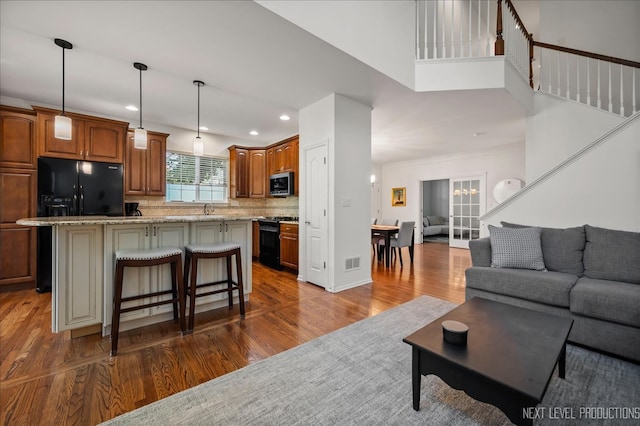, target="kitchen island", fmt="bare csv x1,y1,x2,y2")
16,215,255,337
